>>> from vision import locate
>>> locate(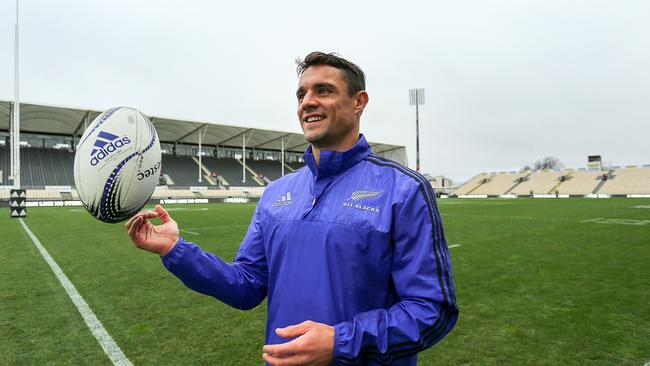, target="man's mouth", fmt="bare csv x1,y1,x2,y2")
304,115,324,123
